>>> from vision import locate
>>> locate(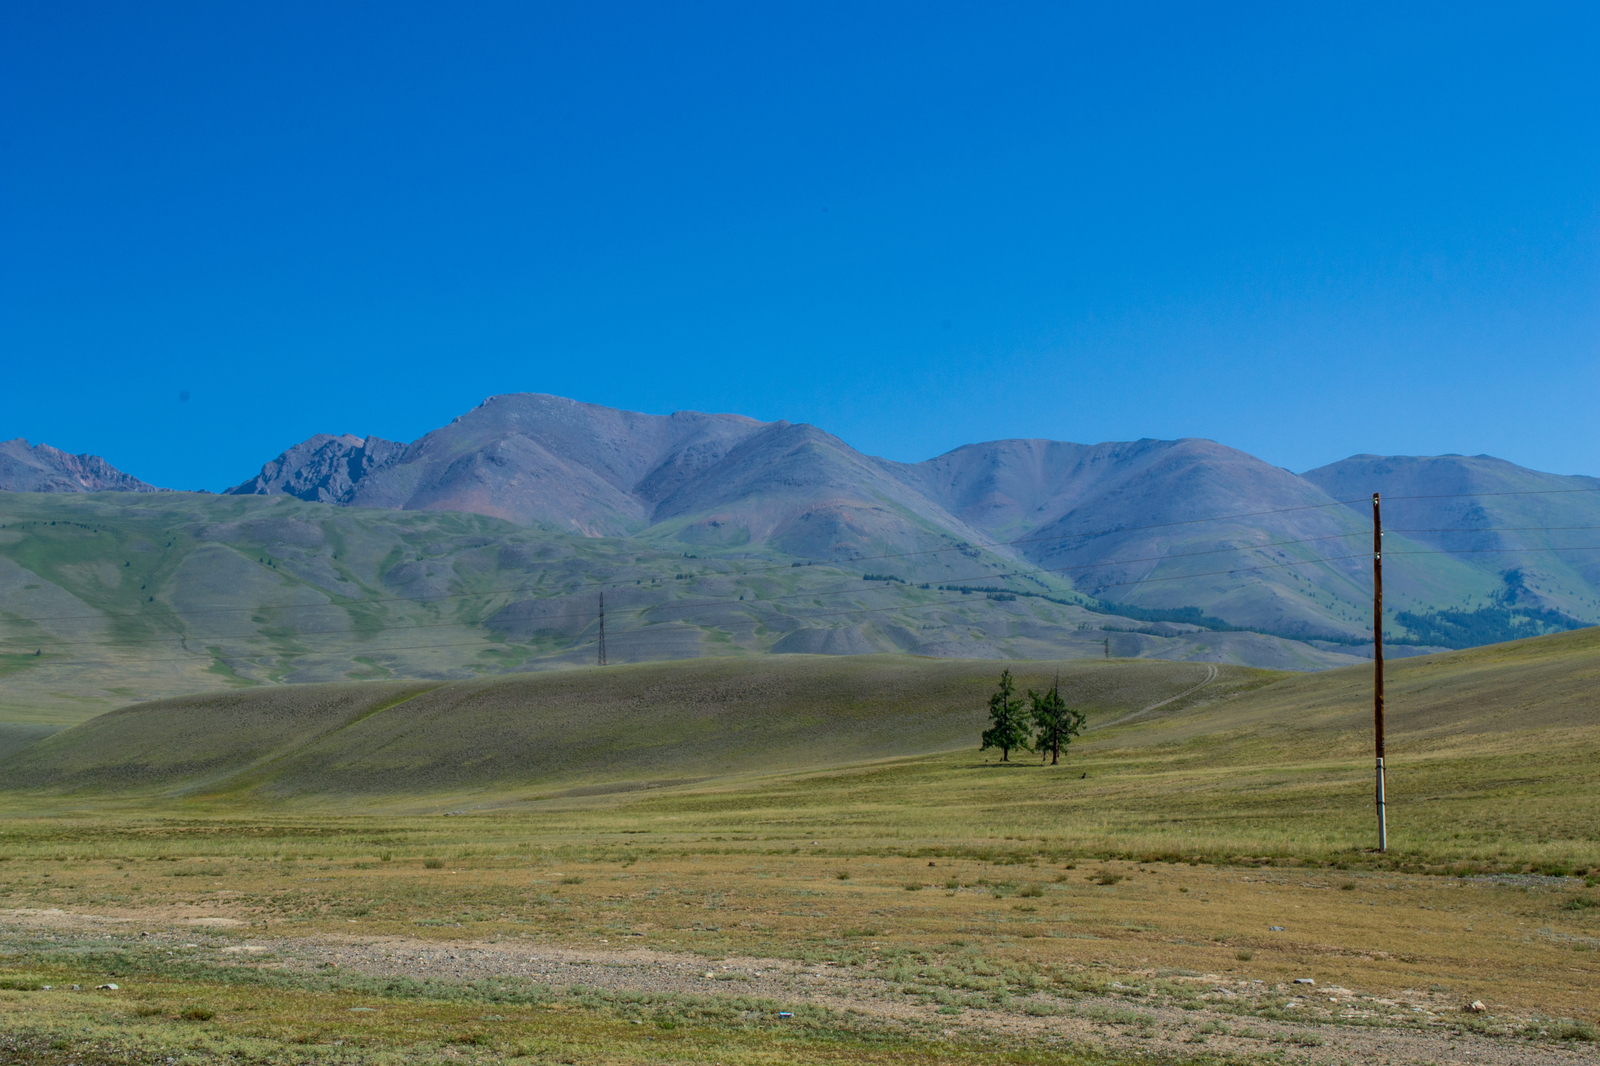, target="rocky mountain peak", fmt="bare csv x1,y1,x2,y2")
0,438,162,494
